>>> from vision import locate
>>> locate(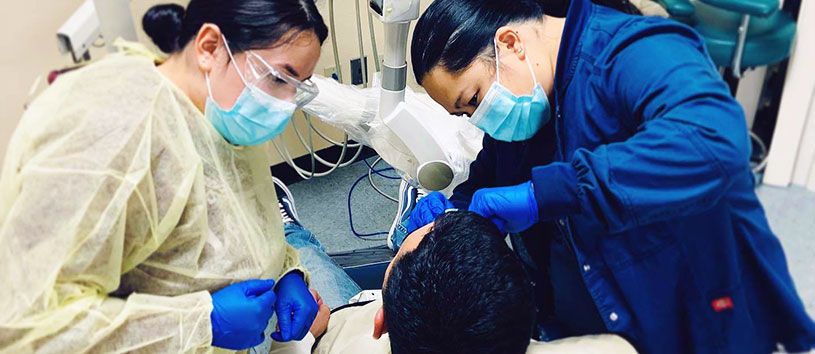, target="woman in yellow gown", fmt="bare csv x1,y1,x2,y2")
0,0,329,352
